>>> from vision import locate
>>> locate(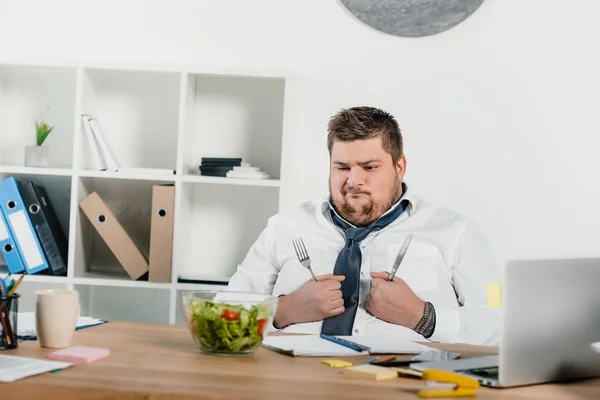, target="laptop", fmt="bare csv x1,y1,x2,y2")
411,258,600,388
